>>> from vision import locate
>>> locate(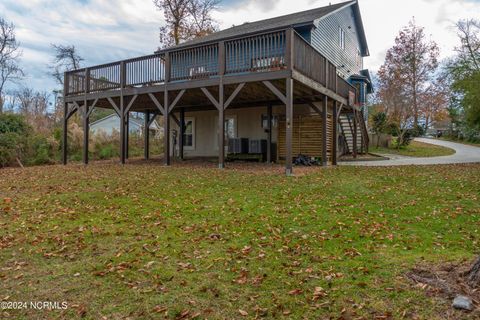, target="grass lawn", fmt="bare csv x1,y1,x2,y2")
438,137,480,148
370,140,456,157
1,161,479,319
